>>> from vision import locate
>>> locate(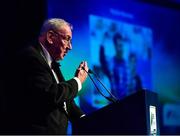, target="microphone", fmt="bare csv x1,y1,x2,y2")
85,68,93,74
82,67,118,103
